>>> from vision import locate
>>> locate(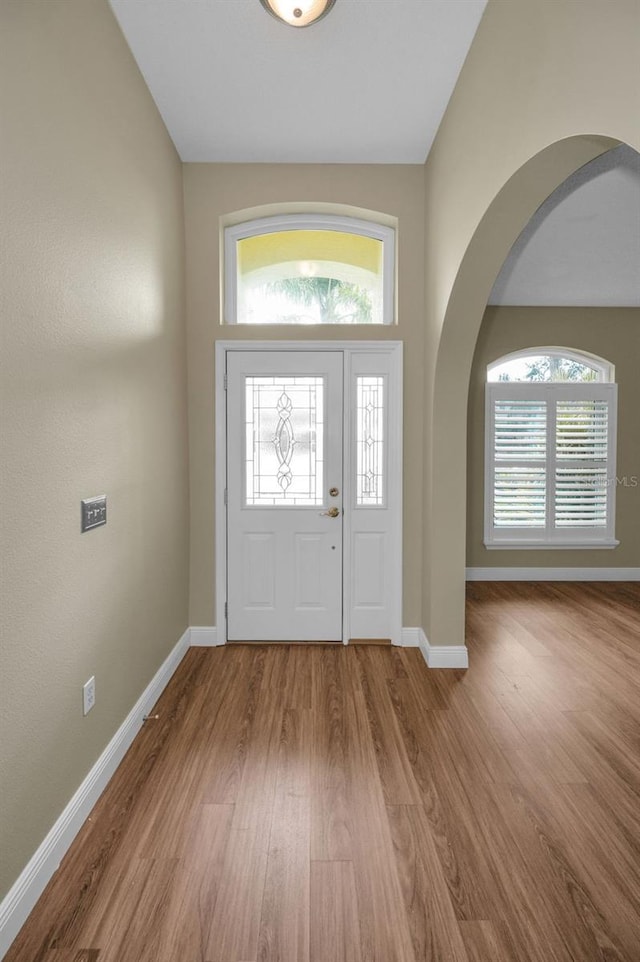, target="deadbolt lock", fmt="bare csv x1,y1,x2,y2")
329,487,340,497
